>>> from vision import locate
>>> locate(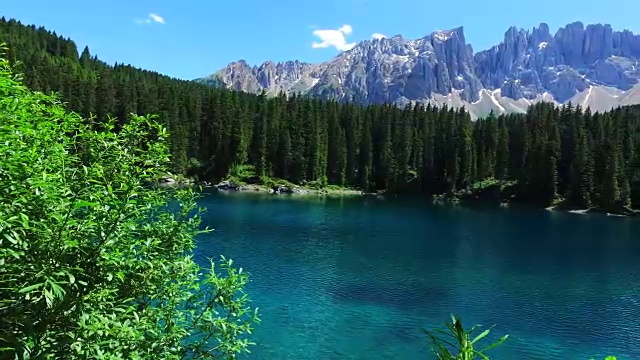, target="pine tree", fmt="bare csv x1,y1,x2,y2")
495,116,509,181
327,101,346,184
568,115,593,207
396,104,414,187
277,119,293,179
455,108,473,189
544,110,561,205
79,45,92,68
358,111,373,190
600,115,620,209
250,92,268,176
96,69,116,122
